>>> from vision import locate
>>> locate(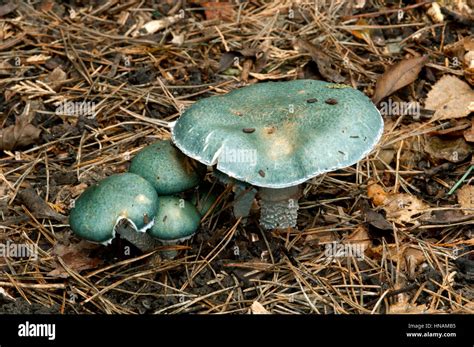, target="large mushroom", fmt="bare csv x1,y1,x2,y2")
171,80,383,229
